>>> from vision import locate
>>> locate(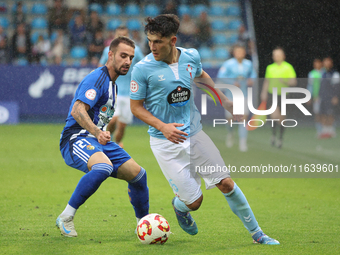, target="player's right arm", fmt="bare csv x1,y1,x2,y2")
130,99,187,144
130,66,187,144
71,100,111,145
